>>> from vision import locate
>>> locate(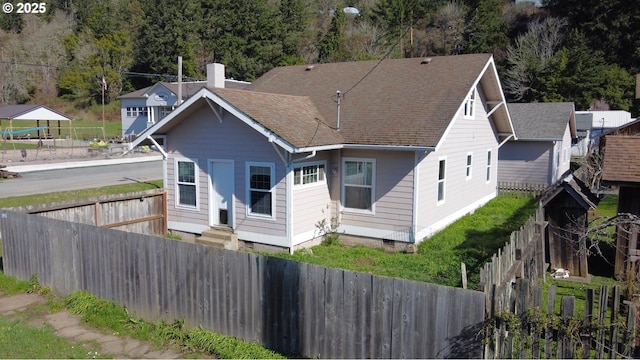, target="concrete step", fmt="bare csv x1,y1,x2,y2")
196,228,238,251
